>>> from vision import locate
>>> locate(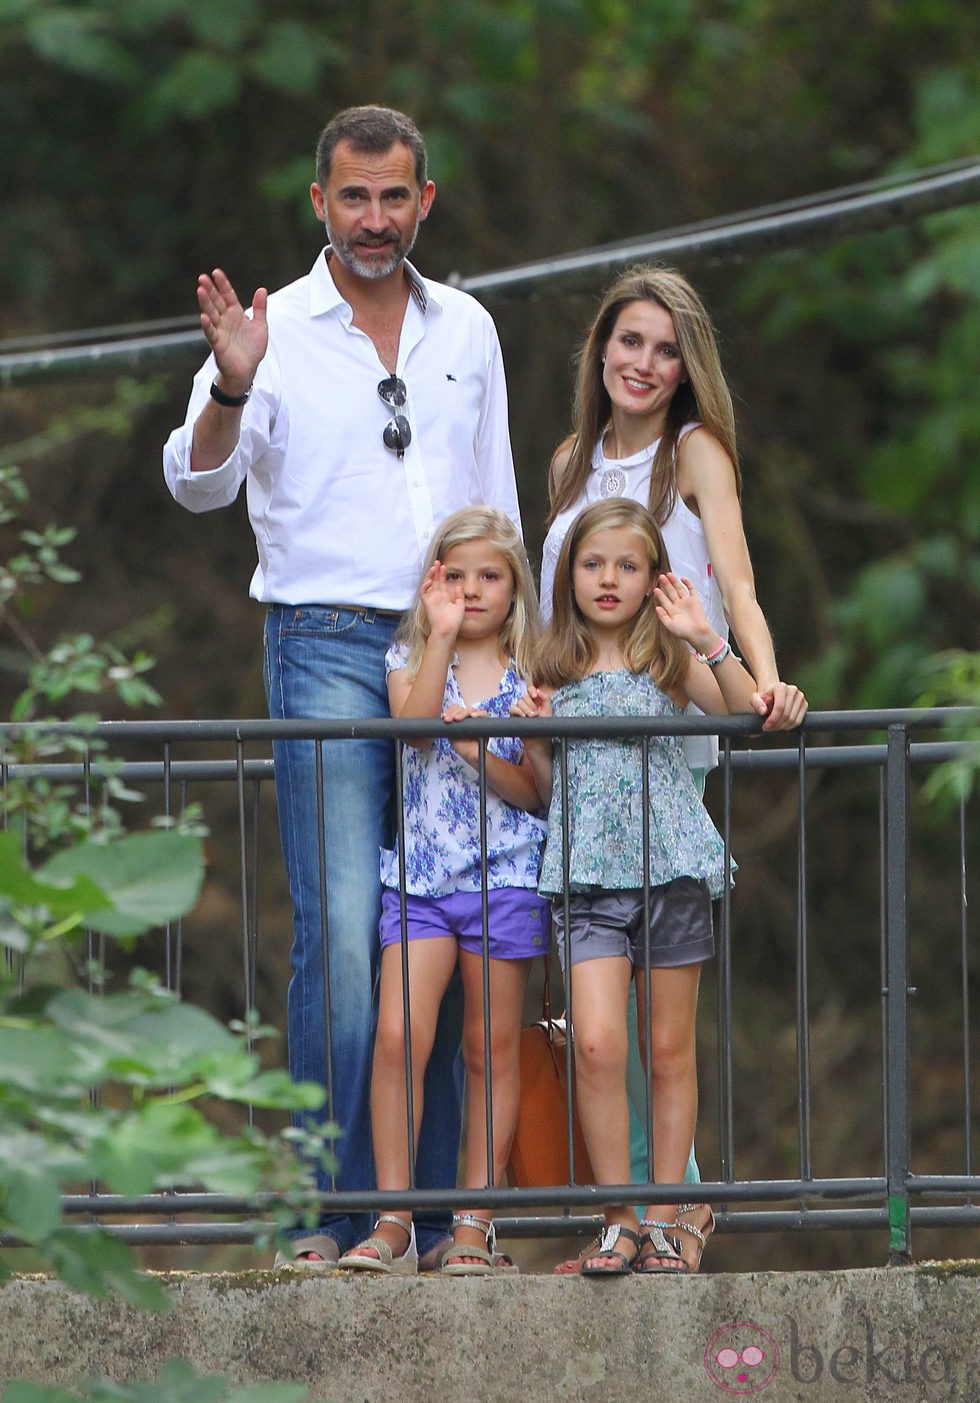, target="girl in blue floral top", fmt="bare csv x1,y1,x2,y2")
516,498,769,1277
339,506,547,1278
